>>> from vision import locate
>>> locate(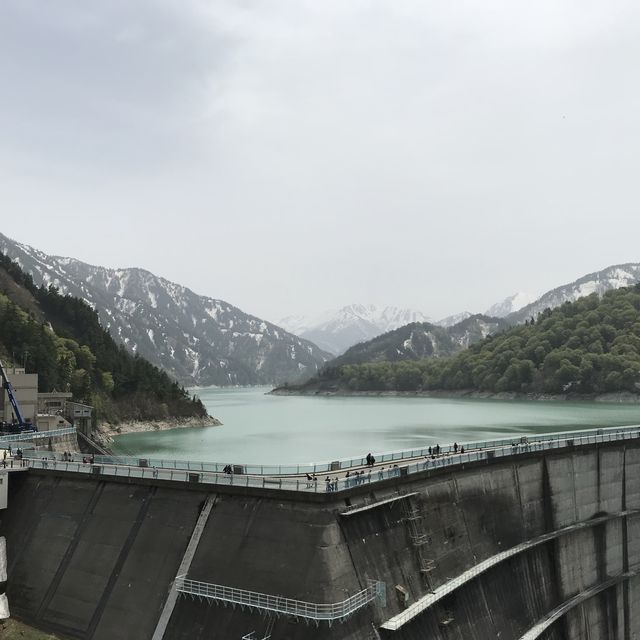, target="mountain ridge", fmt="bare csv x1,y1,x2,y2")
278,303,431,355
0,251,208,423
0,233,331,387
324,314,510,370
285,285,640,398
507,263,640,324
